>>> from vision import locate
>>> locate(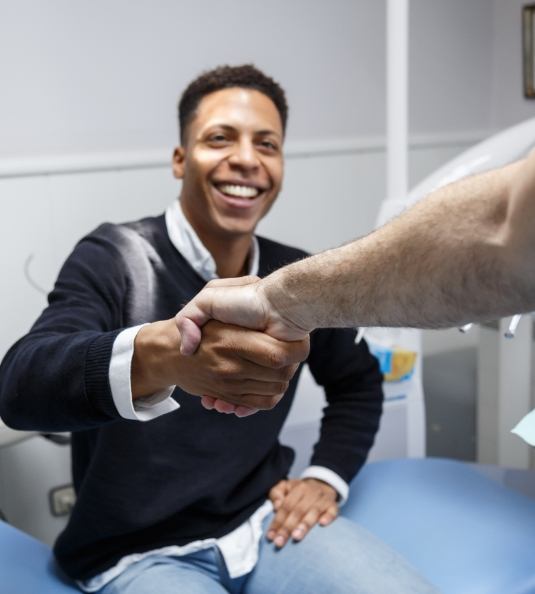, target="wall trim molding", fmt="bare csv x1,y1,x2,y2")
0,130,493,179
